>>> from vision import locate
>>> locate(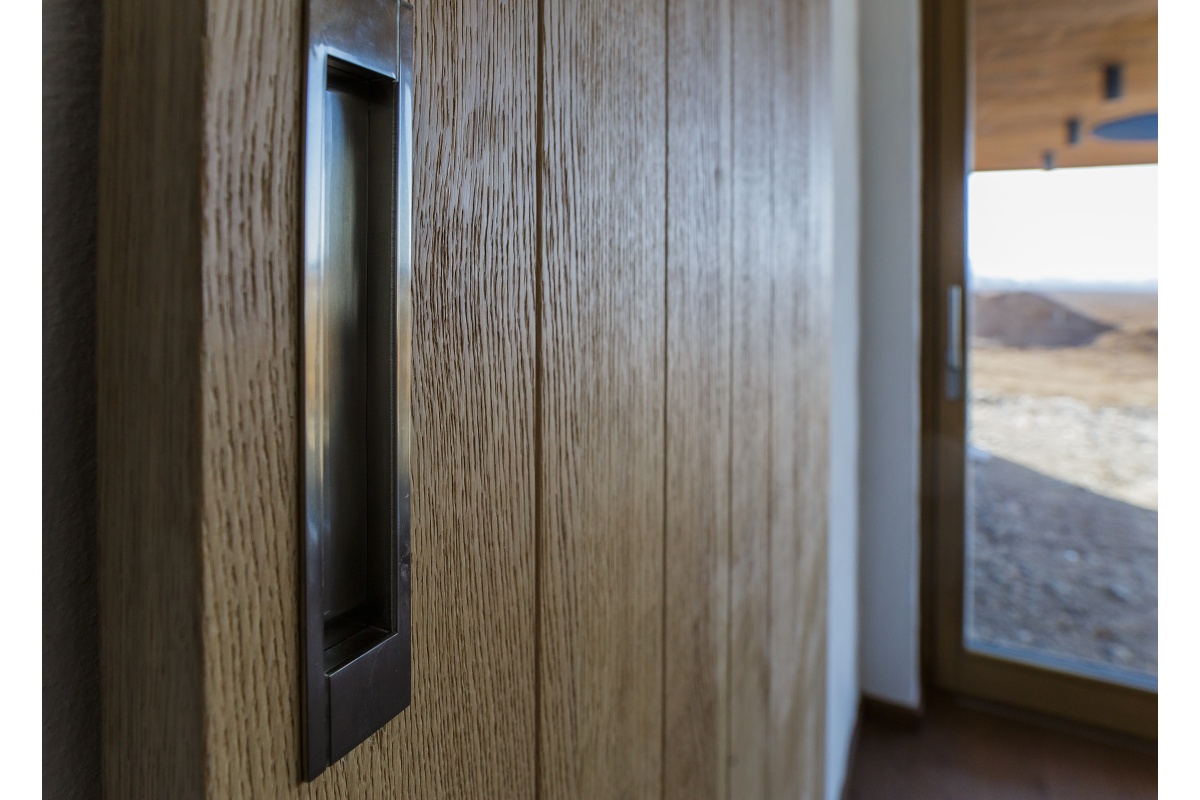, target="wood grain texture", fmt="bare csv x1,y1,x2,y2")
394,0,539,792
663,1,732,798
196,0,538,797
538,1,667,797
729,0,775,795
798,2,833,797
97,0,833,795
768,0,830,797
198,1,305,794
97,0,207,796
972,0,1157,170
